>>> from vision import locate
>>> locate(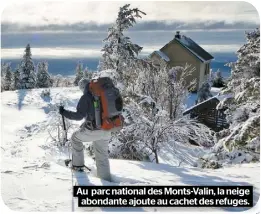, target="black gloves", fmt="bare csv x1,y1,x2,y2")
59,106,65,115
